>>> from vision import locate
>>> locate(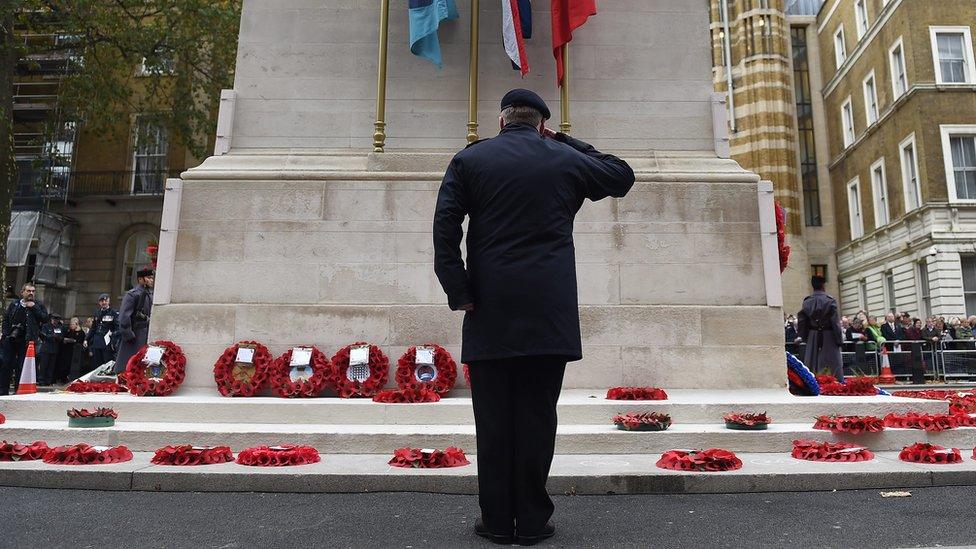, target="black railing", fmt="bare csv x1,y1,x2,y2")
15,170,181,202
